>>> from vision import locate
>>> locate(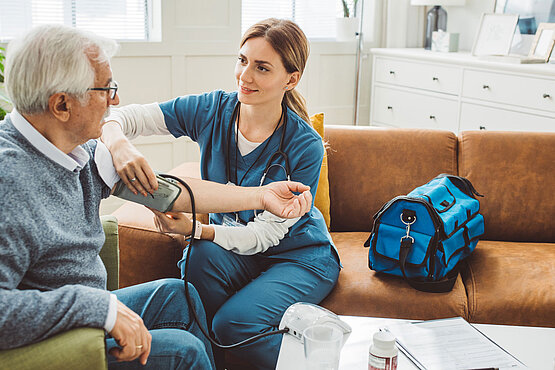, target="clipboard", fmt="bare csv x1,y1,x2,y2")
383,317,527,370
